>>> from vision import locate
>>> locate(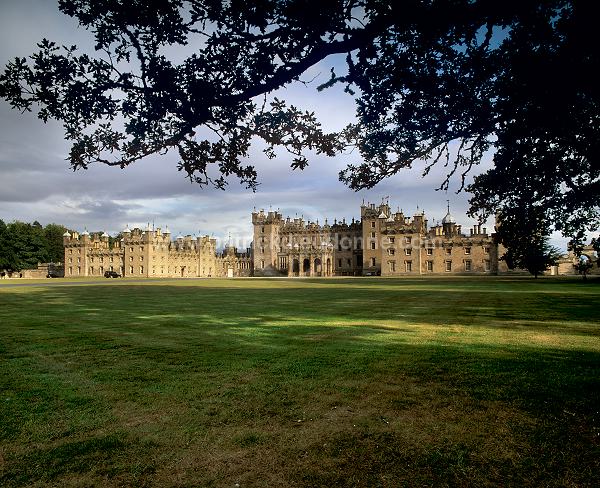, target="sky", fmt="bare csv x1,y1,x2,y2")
0,0,572,250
